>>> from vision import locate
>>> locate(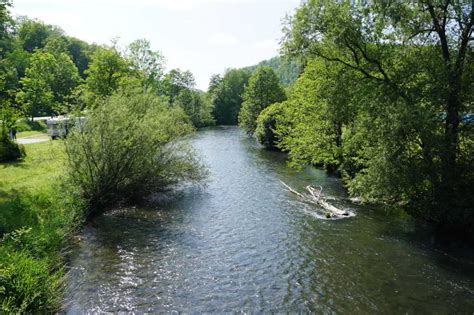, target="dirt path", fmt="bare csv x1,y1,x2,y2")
17,134,50,144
